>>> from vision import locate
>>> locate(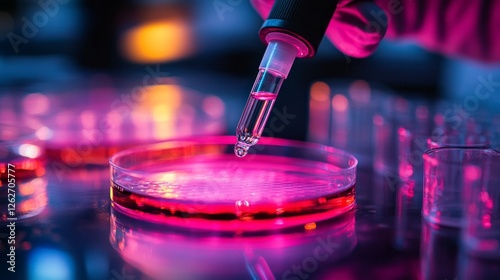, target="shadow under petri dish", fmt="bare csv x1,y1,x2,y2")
109,136,358,232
